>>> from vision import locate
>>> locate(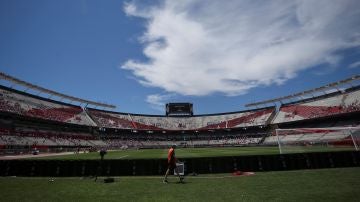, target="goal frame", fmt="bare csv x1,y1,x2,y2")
275,127,360,154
